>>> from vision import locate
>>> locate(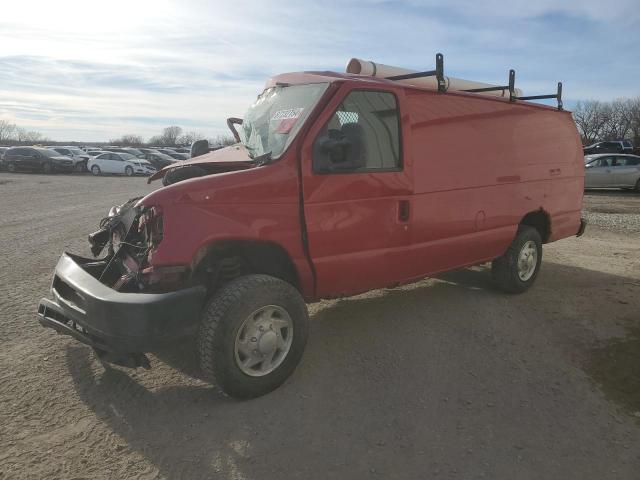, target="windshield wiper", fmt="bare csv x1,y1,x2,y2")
252,151,272,166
